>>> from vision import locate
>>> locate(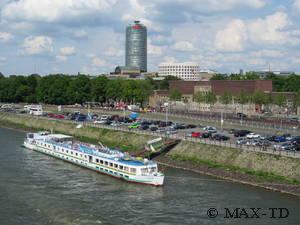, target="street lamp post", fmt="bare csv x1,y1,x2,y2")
164,102,169,126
